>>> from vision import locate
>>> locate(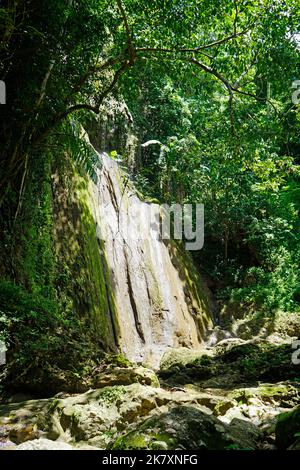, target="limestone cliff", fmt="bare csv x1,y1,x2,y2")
63,148,212,366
